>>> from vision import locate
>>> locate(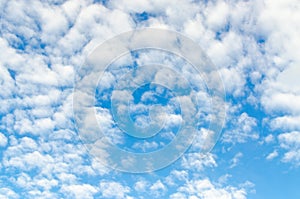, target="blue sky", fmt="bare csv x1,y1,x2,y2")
0,0,300,198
